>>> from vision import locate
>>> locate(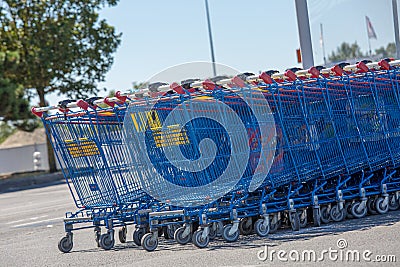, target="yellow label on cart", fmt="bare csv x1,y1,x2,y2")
153,126,189,148
130,110,162,132
130,110,190,147
65,138,100,158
